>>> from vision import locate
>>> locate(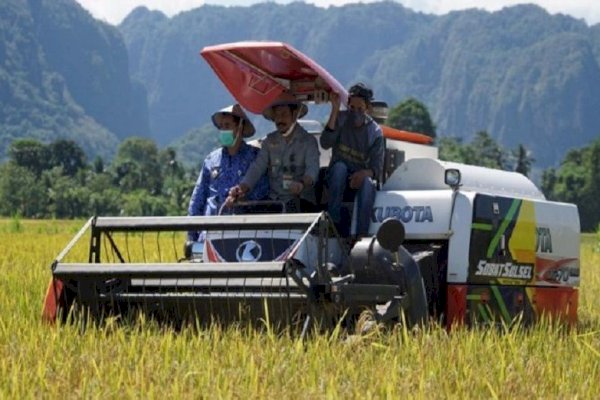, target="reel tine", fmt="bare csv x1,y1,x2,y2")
141,231,147,263
125,232,131,263
156,231,162,262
